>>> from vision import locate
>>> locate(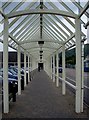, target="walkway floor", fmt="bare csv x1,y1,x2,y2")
2,70,89,118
